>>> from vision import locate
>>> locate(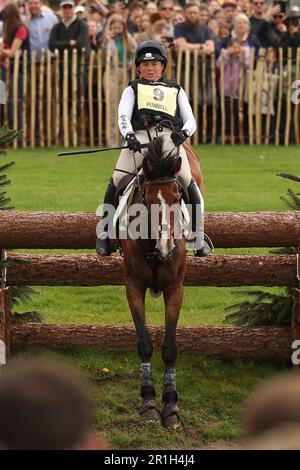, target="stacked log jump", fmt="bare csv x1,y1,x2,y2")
1,210,300,362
